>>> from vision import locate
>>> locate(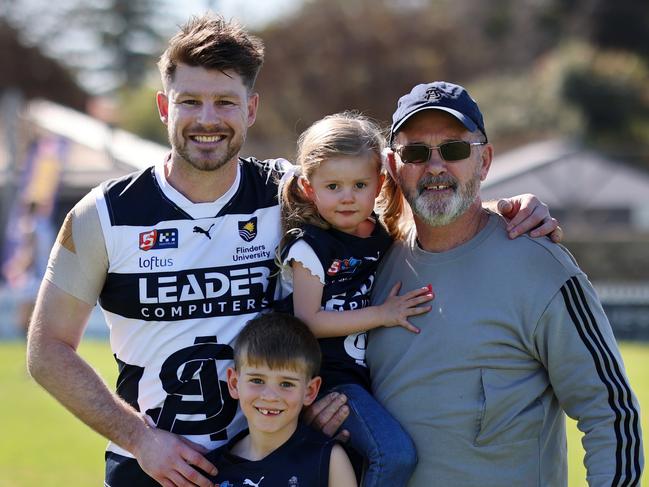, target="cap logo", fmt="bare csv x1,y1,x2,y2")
424,87,444,101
